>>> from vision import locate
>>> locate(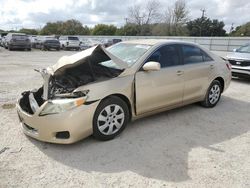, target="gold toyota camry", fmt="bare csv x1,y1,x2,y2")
16,39,231,144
